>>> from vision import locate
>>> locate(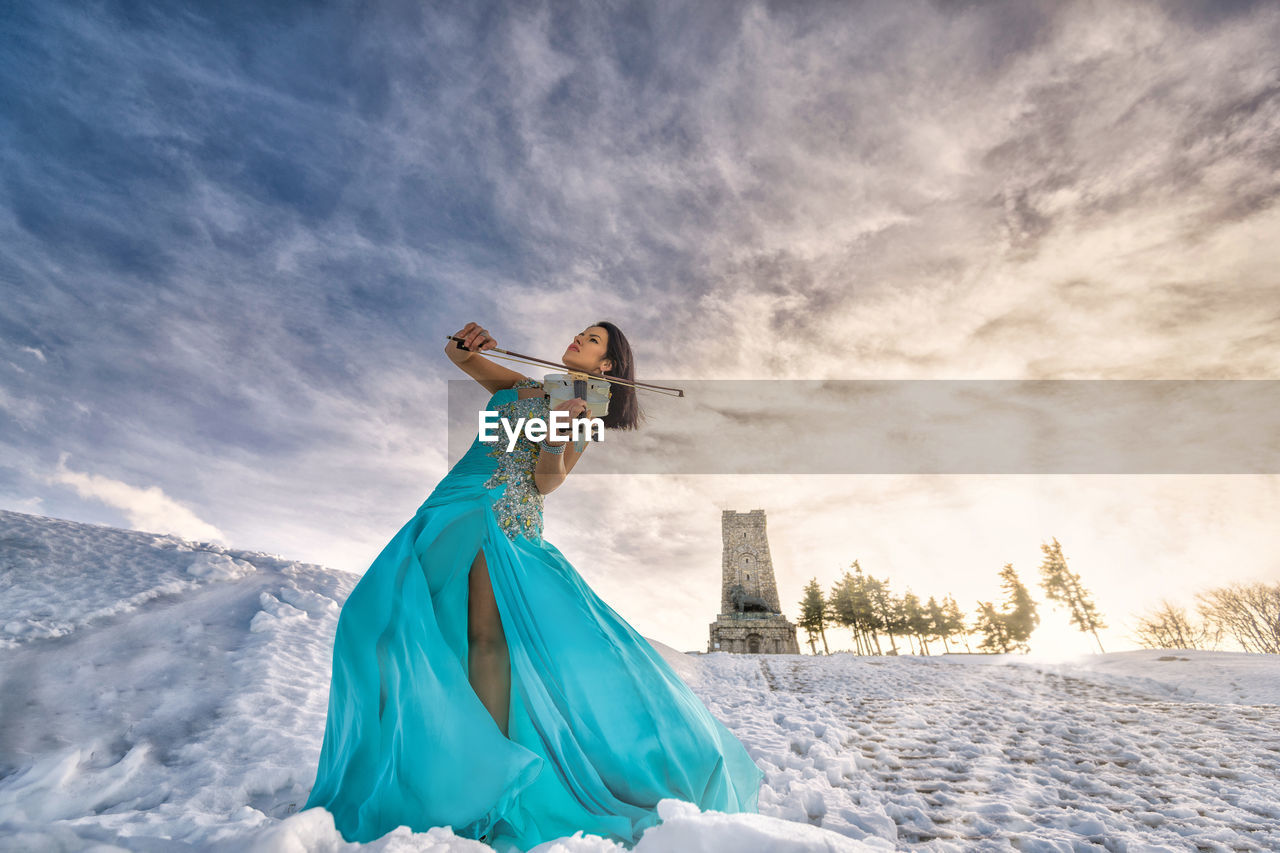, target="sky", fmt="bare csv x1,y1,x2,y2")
2,0,1278,656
